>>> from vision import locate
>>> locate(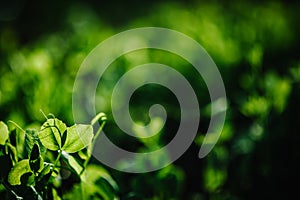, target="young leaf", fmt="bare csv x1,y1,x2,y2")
62,124,93,153
6,143,18,164
39,118,67,151
8,159,32,185
63,154,83,175
25,129,39,157
0,121,9,145
29,143,43,173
